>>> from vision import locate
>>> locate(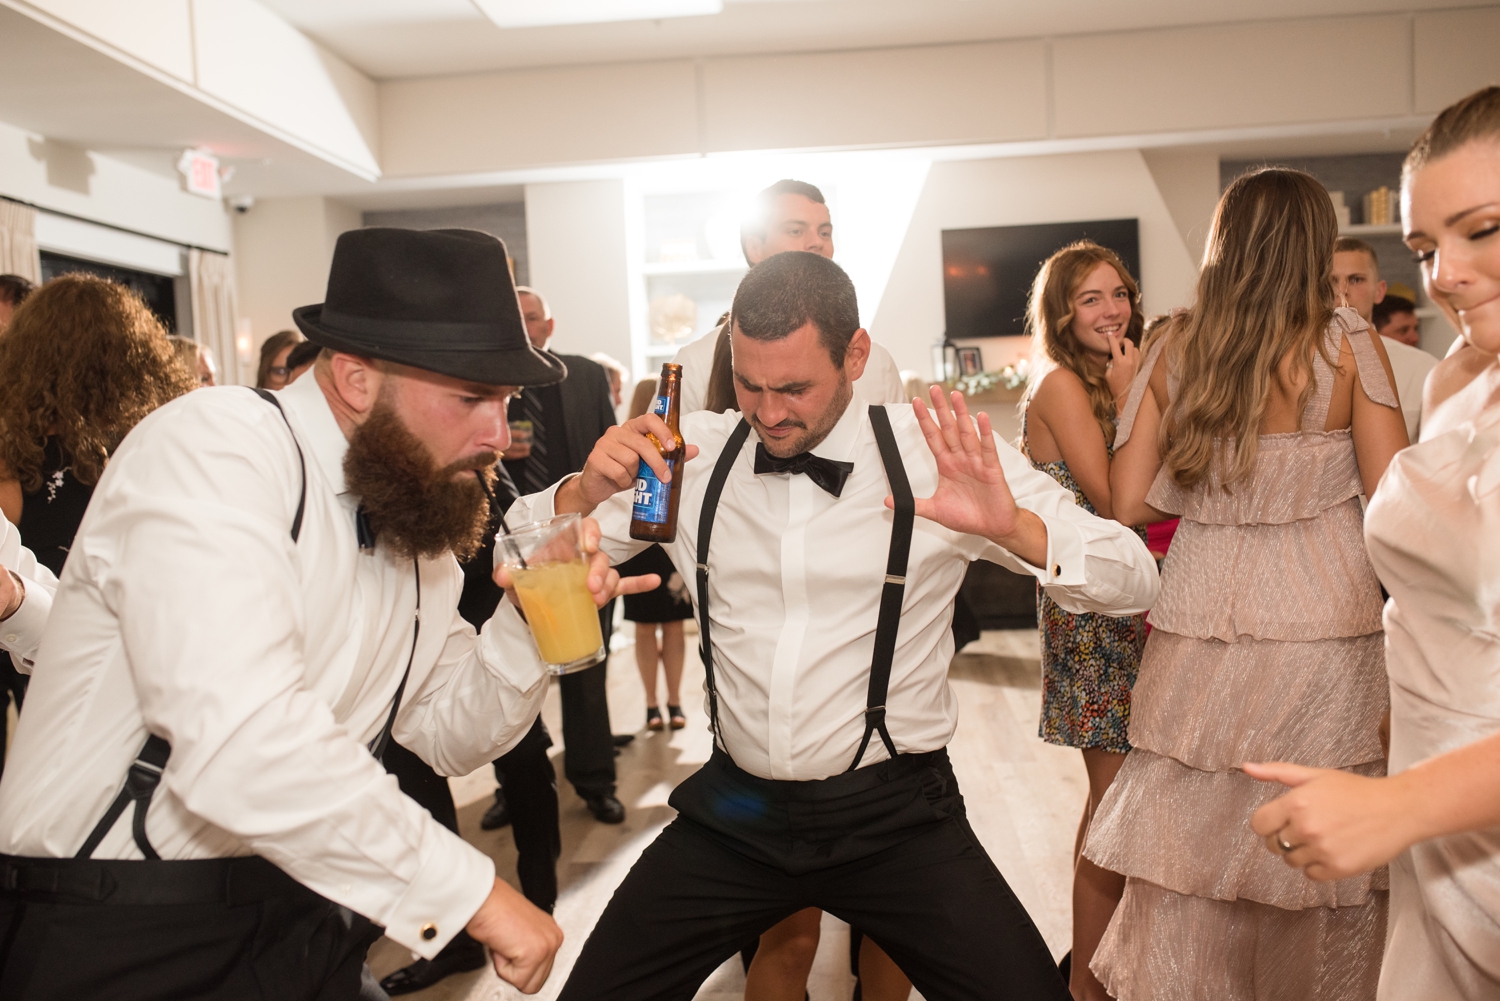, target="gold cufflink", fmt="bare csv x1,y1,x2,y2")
1052,564,1062,577
420,923,438,941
